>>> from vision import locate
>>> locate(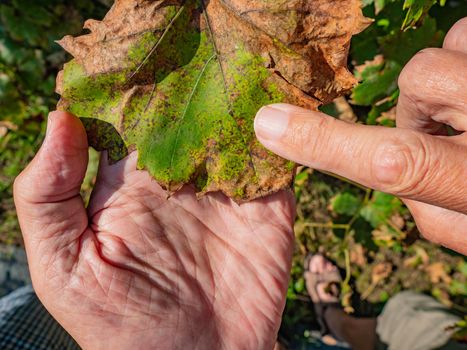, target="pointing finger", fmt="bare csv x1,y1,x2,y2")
254,104,467,214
